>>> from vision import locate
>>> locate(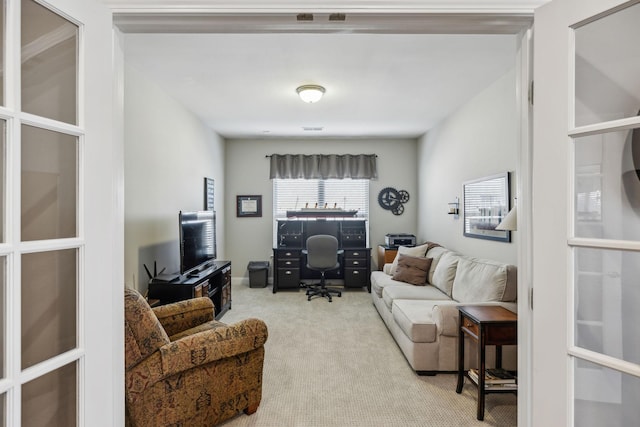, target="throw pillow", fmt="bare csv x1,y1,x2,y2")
392,254,433,285
388,243,431,273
